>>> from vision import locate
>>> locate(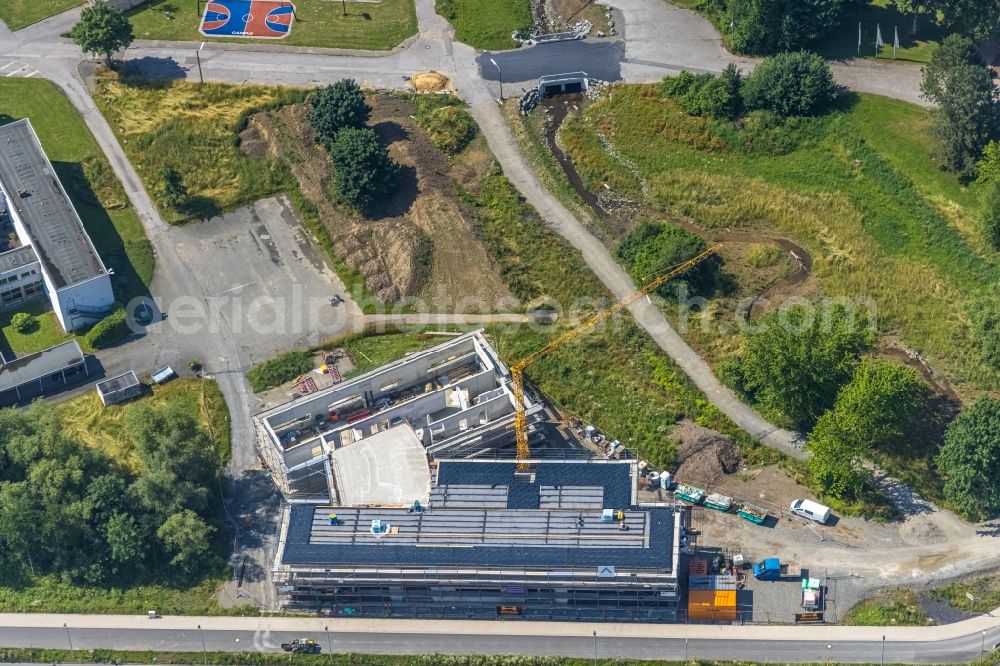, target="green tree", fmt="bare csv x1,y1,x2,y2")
966,290,1000,368
980,182,1000,250
105,512,148,570
10,312,33,334
126,404,217,519
975,140,1000,185
308,80,371,148
616,220,718,294
711,0,854,54
742,51,837,117
156,510,216,575
155,165,187,208
830,358,929,450
937,396,1000,520
739,303,874,429
70,3,134,66
921,34,1000,178
328,127,399,213
807,411,871,500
